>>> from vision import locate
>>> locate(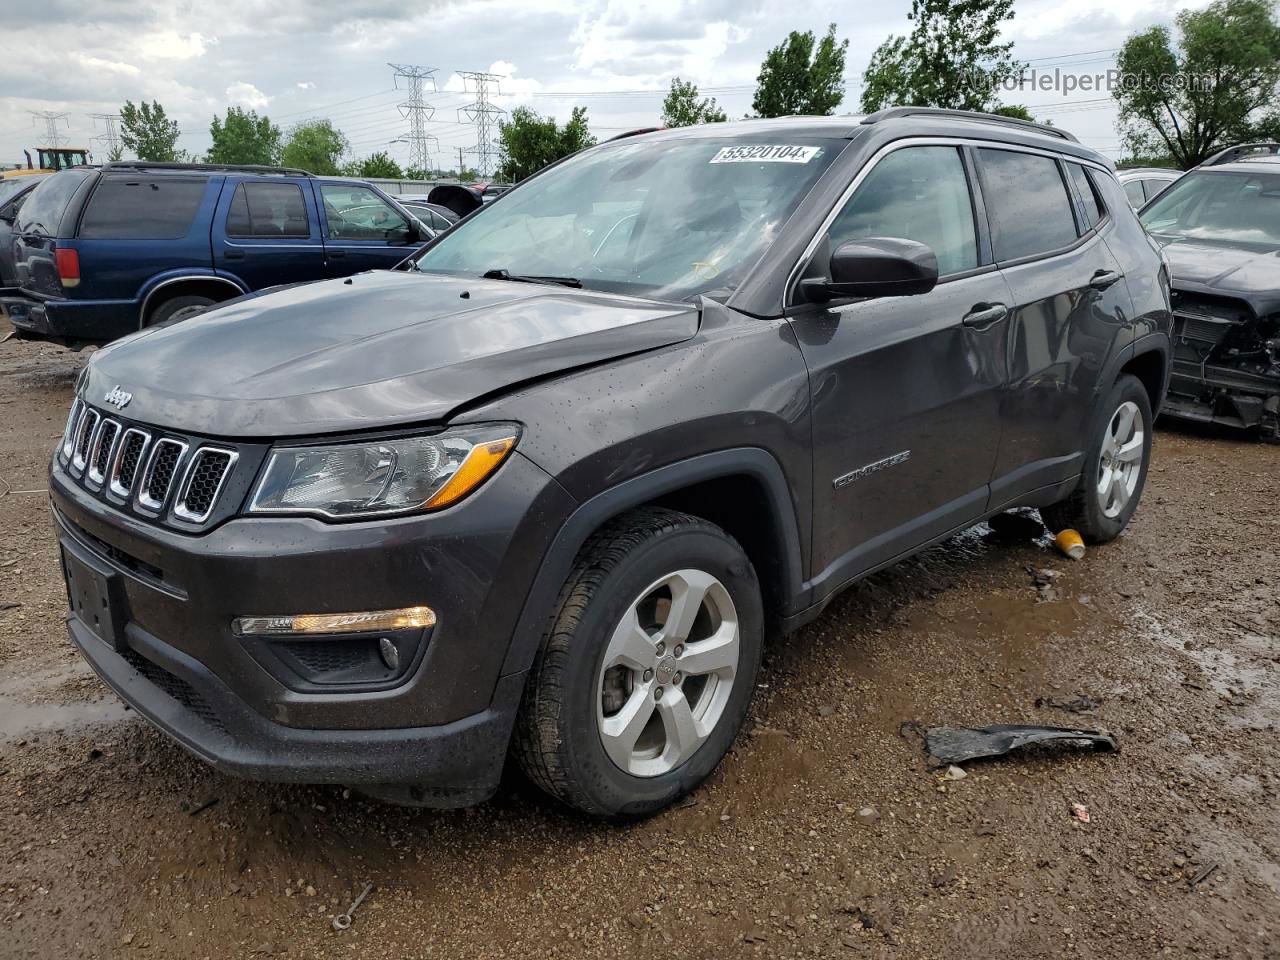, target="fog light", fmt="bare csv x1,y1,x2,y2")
233,606,435,637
